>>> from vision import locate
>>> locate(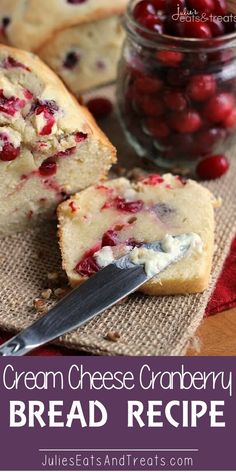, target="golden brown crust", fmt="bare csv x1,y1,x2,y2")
57,223,69,279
